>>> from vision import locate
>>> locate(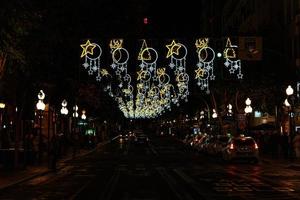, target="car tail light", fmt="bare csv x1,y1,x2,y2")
229,143,234,150
254,143,259,149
